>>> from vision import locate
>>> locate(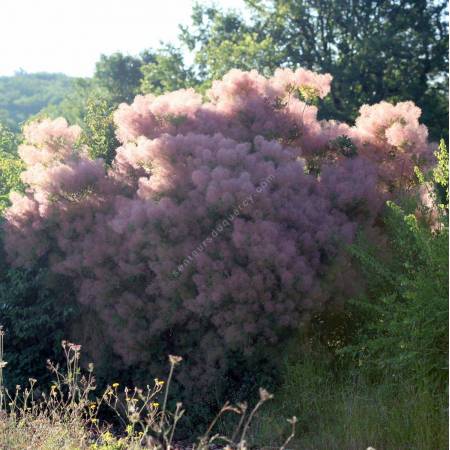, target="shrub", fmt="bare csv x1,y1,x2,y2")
342,156,448,391
0,264,76,390
3,68,433,398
